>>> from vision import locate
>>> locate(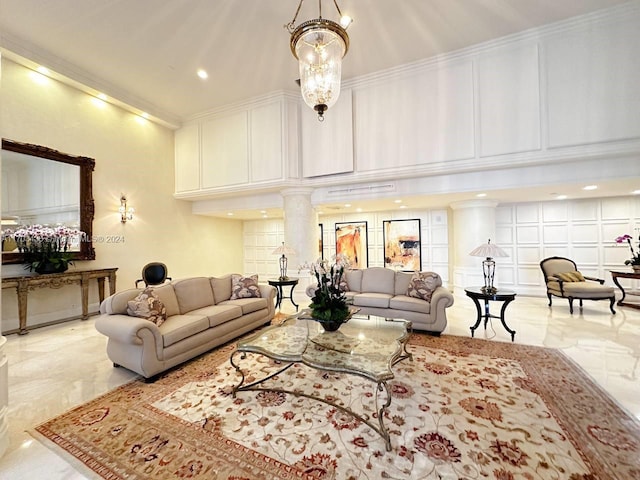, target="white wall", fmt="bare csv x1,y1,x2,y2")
0,59,244,333
496,196,640,295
